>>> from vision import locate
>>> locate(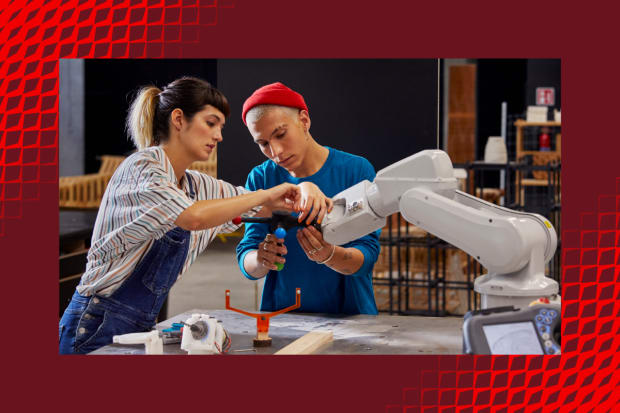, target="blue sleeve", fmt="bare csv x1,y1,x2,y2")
342,158,382,277
235,167,269,281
